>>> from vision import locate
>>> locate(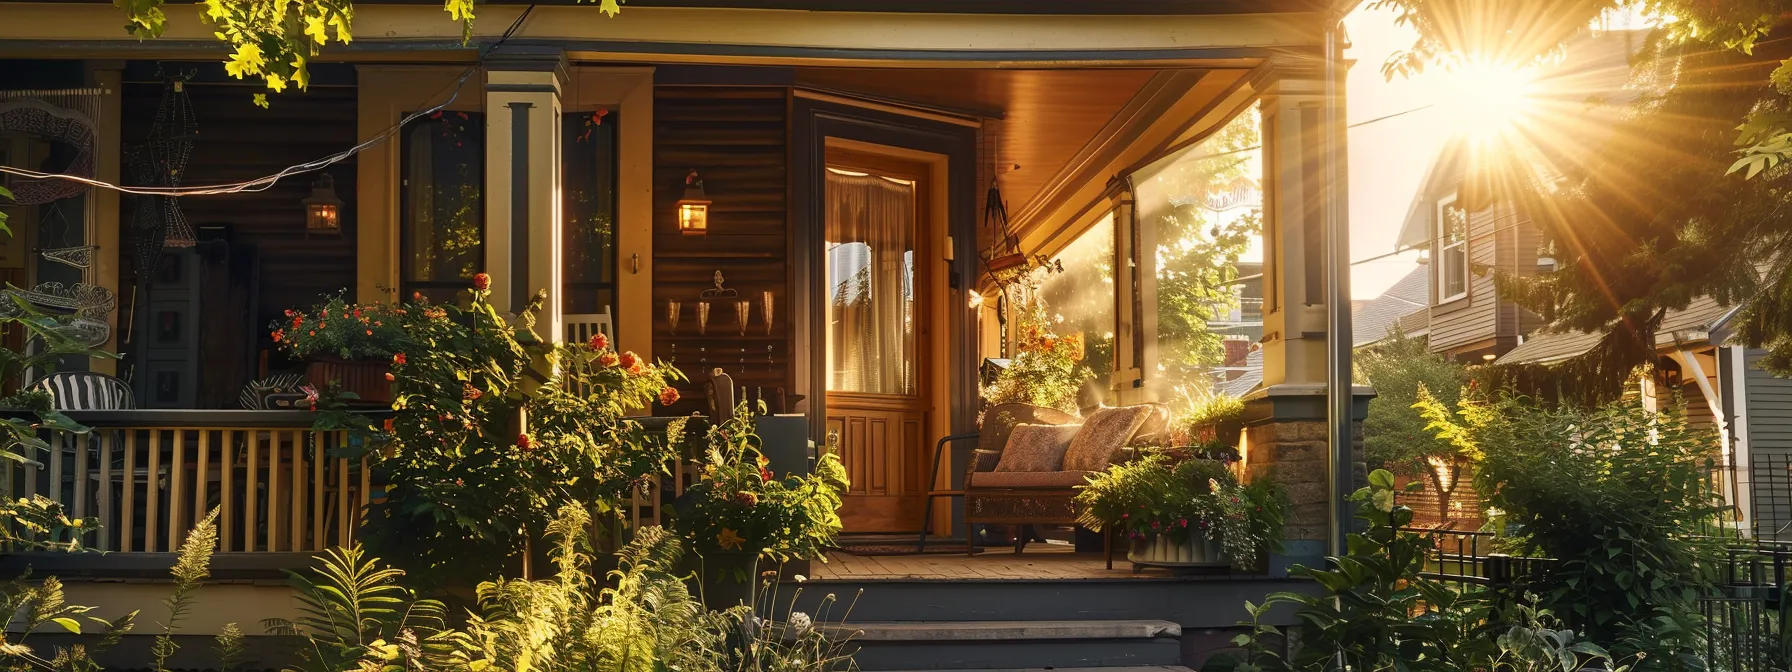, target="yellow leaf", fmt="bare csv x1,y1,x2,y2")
598,0,622,17
252,94,269,109
264,73,287,92
202,0,228,21
304,15,328,44
223,43,264,79
330,14,353,43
